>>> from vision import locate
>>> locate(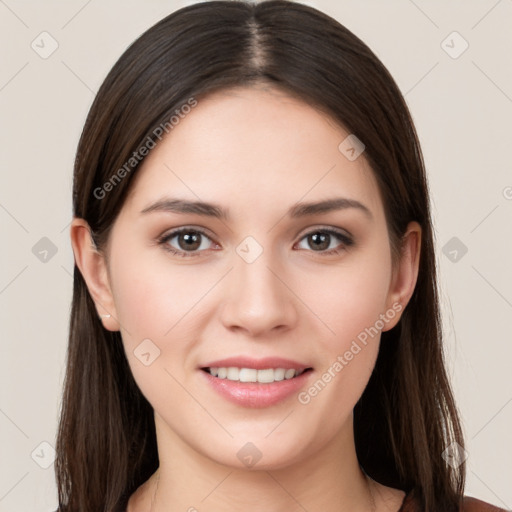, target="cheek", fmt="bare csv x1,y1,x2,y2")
108,251,206,412
301,244,392,347
109,247,215,343
294,240,391,415
111,268,174,342
108,247,227,392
